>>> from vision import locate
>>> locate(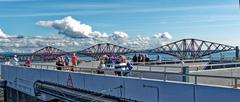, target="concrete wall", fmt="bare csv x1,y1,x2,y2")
2,65,240,102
